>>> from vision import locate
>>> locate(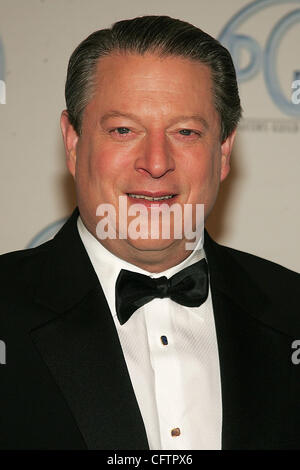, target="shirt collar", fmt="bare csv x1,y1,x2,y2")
77,215,206,318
